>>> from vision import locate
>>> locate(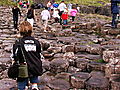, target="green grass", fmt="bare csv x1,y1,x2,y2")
56,0,110,6
0,0,110,6
0,0,33,6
